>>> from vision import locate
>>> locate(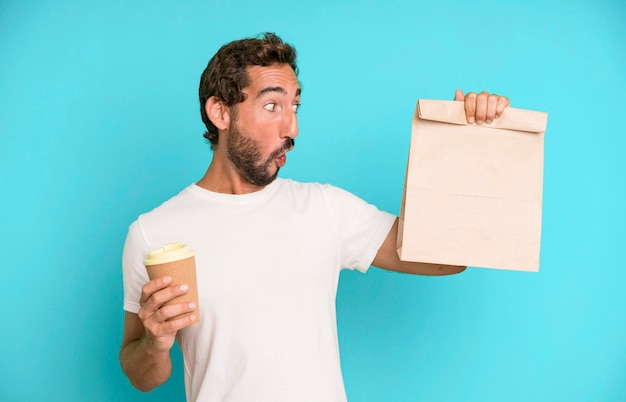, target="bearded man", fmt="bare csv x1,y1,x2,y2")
119,32,509,402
